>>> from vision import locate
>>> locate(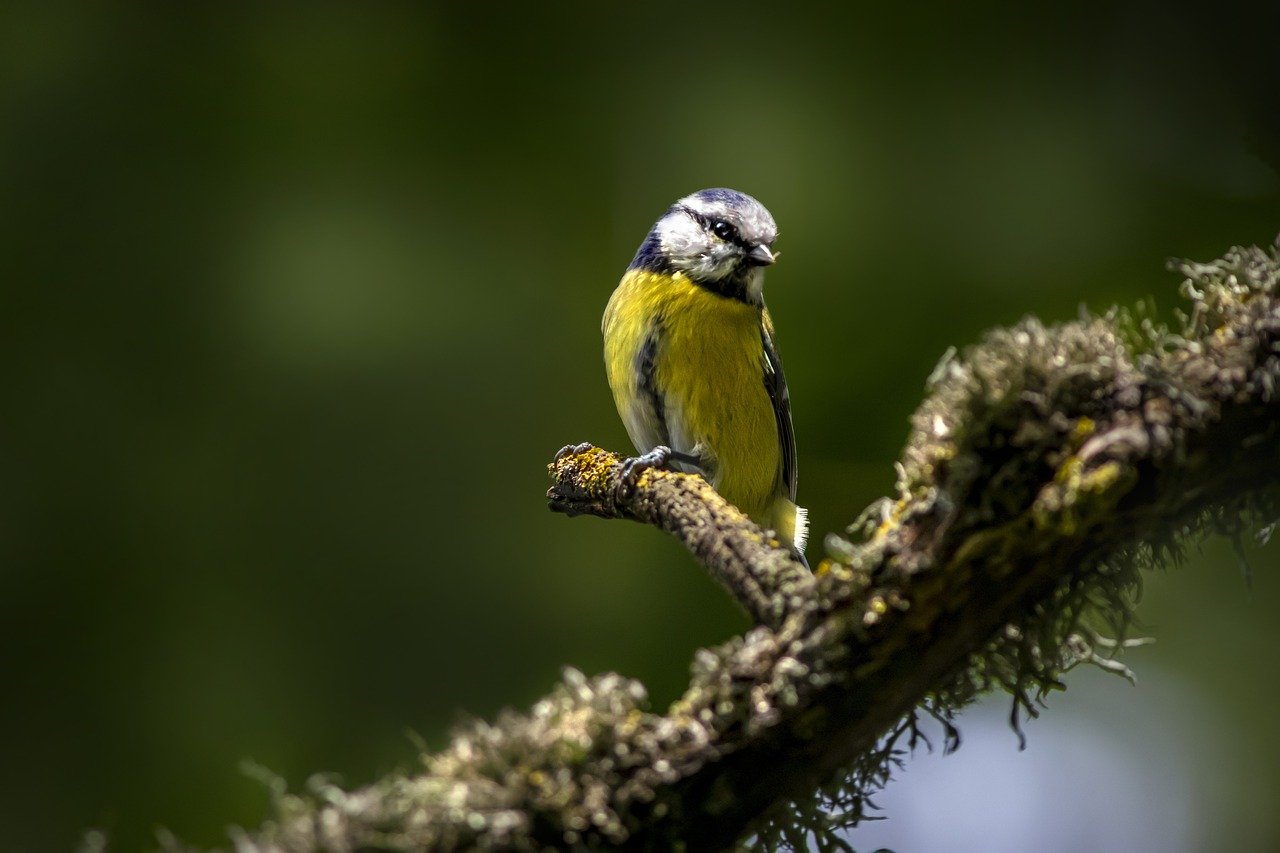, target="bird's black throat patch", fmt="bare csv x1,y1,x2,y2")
691,269,759,305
